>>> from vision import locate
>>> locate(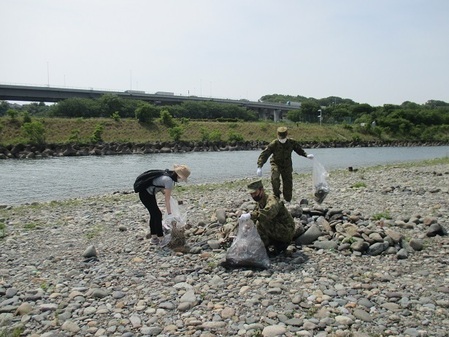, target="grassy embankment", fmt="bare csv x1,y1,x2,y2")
0,117,381,145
